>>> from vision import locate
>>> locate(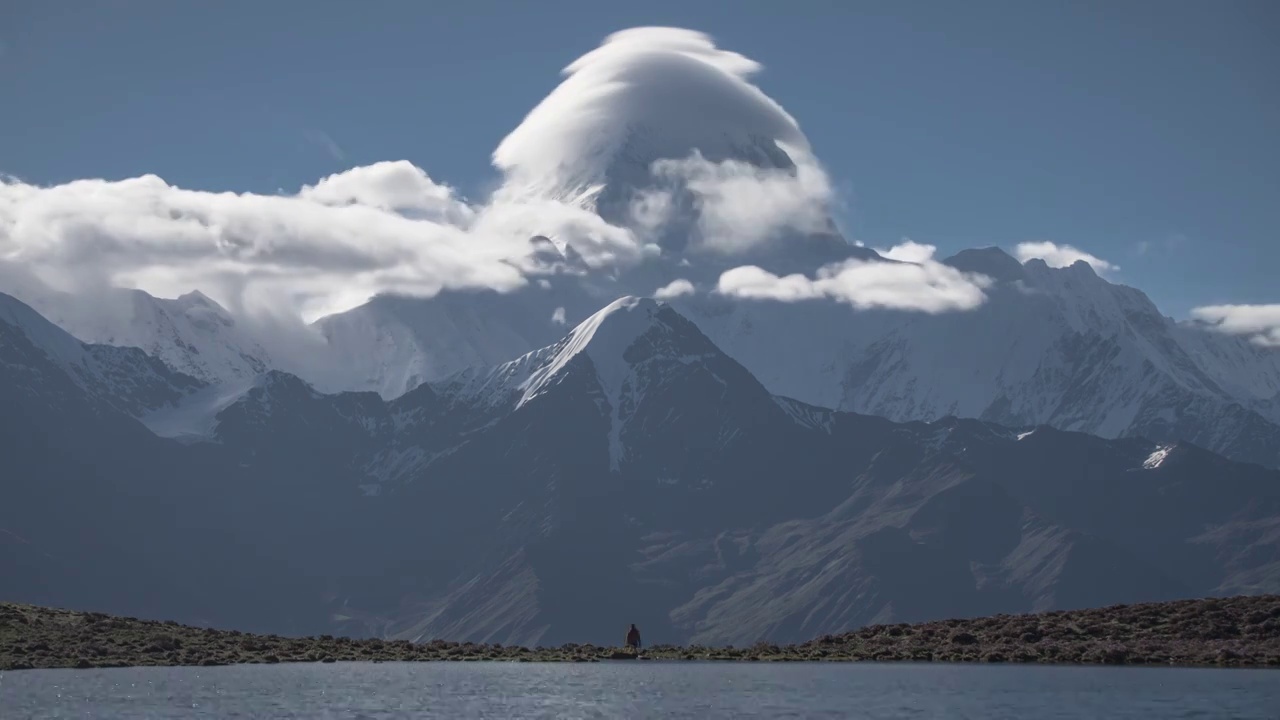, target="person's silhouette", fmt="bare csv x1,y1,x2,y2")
625,623,642,650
